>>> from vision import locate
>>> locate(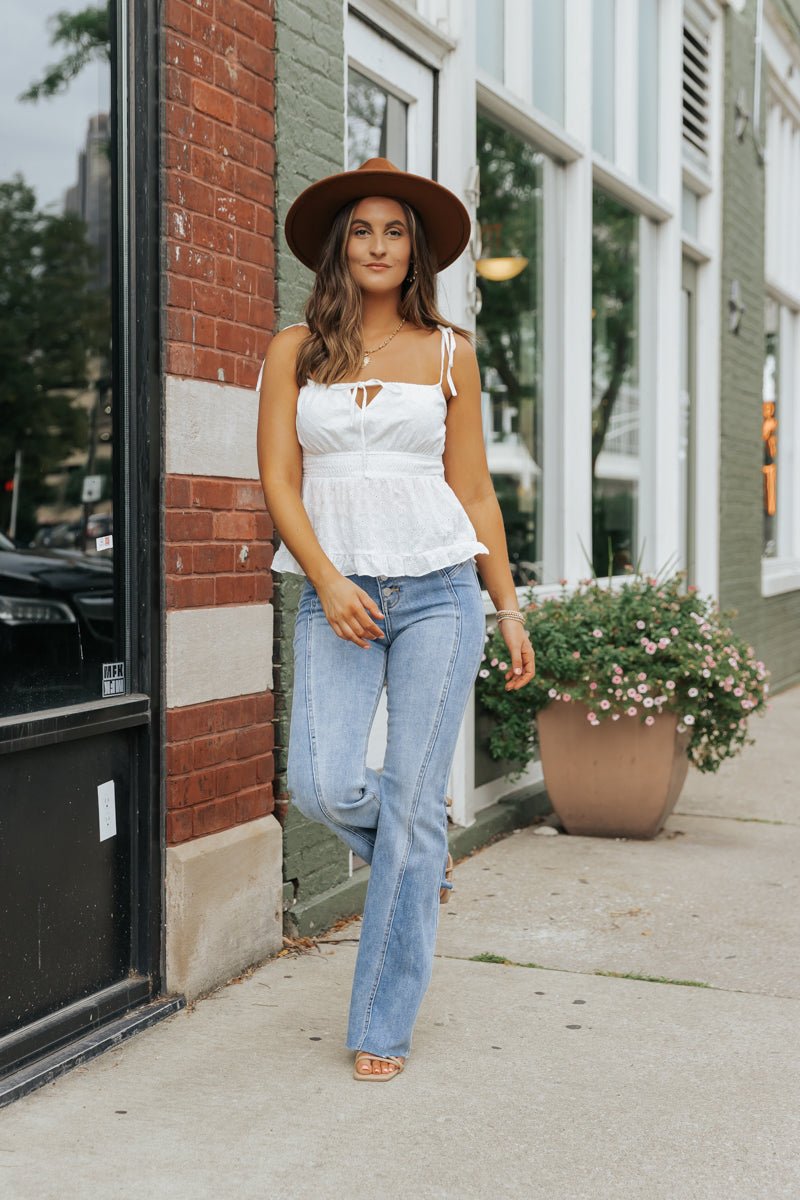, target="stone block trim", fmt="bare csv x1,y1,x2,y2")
166,692,275,845
162,0,275,388
165,474,273,609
